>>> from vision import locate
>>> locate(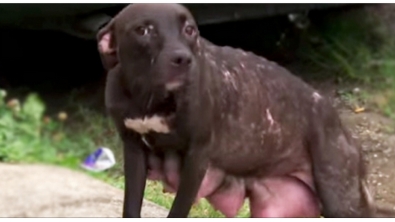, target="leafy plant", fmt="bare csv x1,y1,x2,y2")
298,6,395,118
0,90,82,164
